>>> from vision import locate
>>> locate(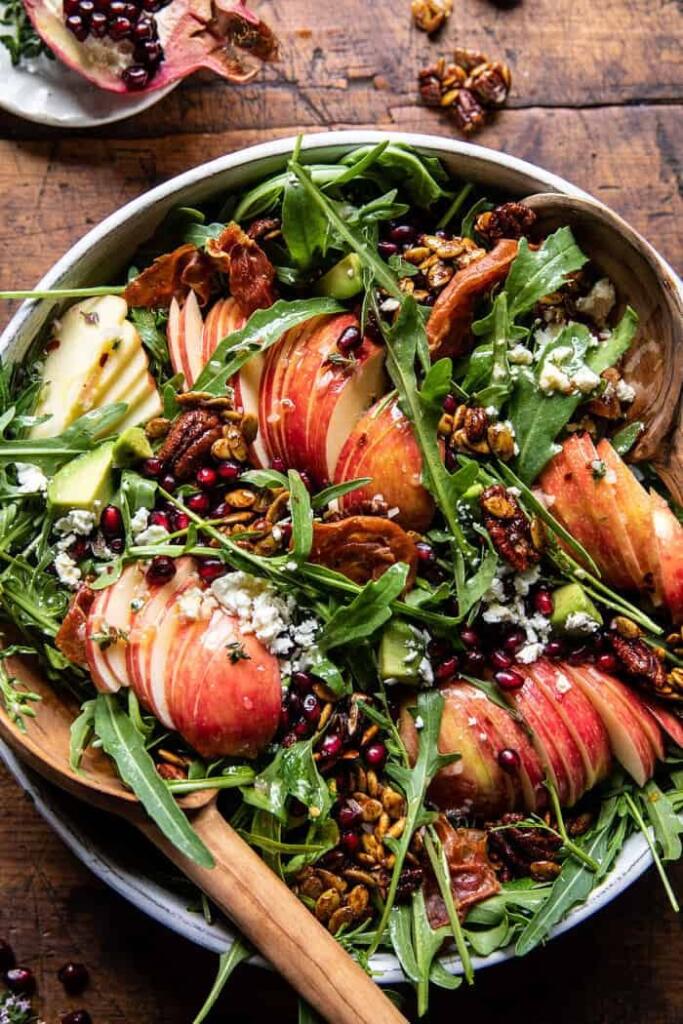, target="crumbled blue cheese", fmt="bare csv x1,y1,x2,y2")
482,564,551,666
572,365,601,395
54,551,81,588
508,344,534,366
54,509,96,536
15,462,47,494
177,586,217,622
539,360,573,395
576,278,616,325
414,714,425,730
616,379,636,403
134,524,170,546
130,507,150,536
565,611,600,634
